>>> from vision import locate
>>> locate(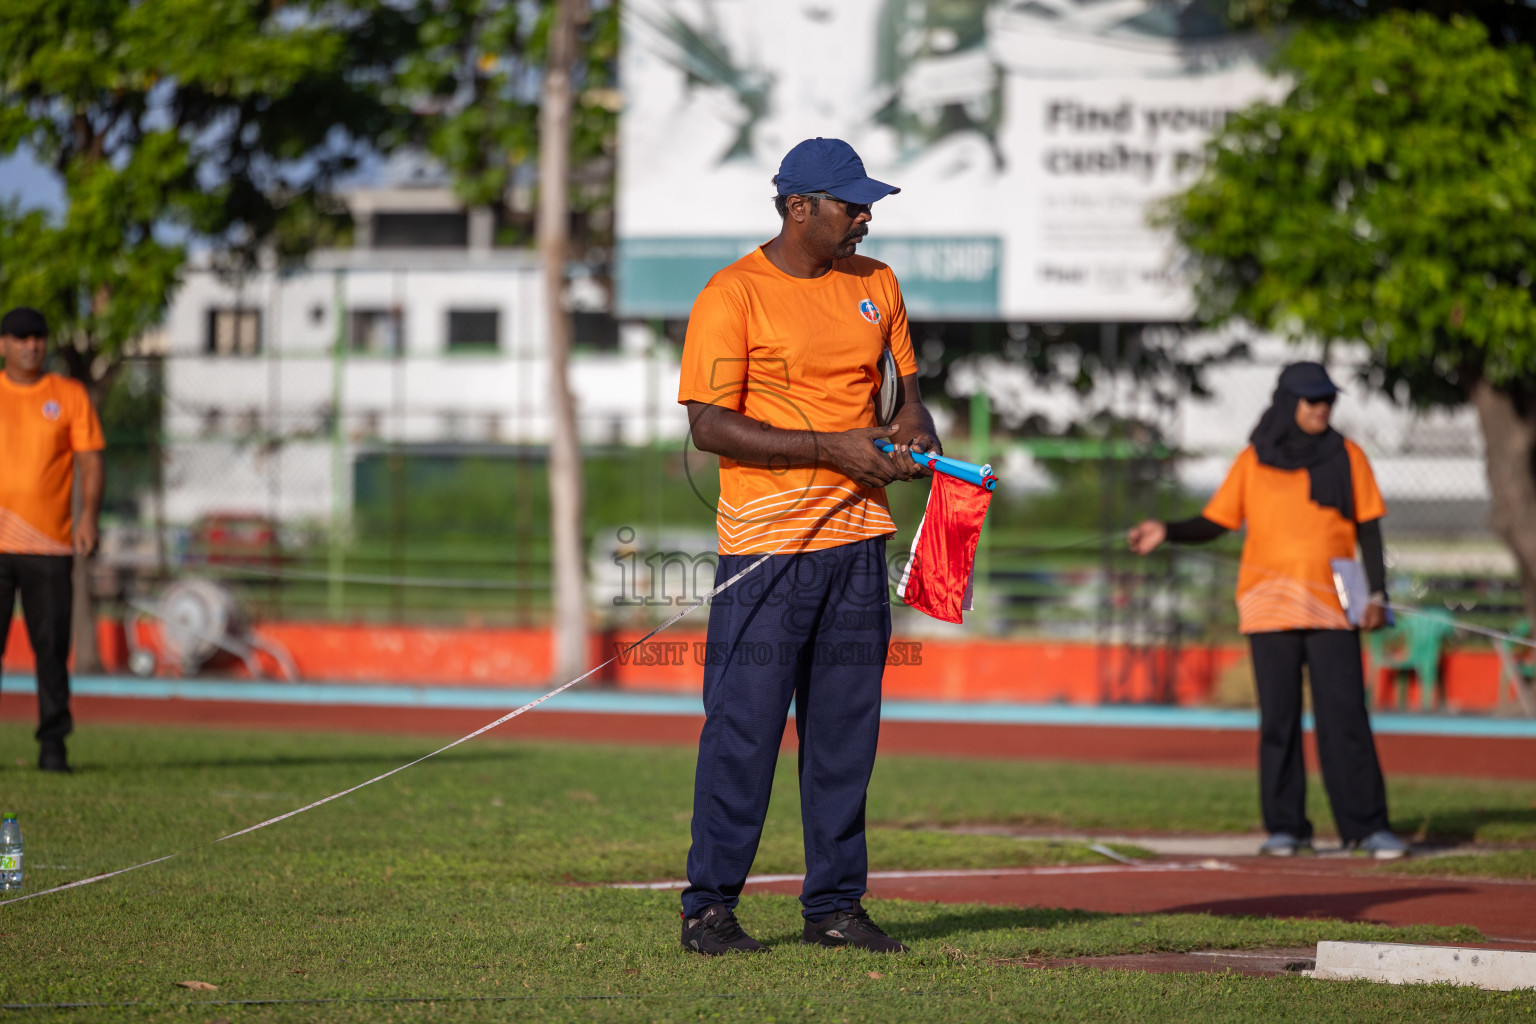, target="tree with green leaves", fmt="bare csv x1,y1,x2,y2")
1221,0,1536,44
0,0,411,667
0,0,412,384
1166,12,1536,622
396,0,618,250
